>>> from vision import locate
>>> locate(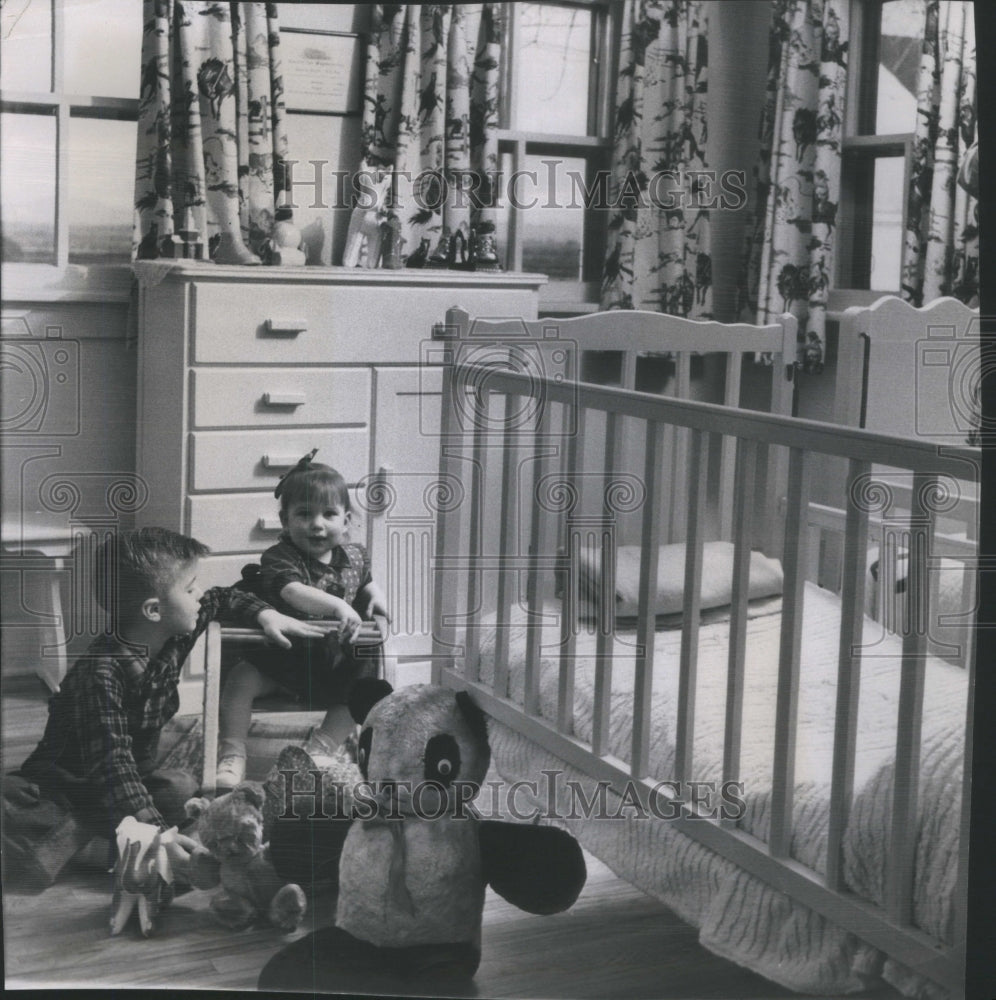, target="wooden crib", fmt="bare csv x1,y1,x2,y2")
425,301,978,998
